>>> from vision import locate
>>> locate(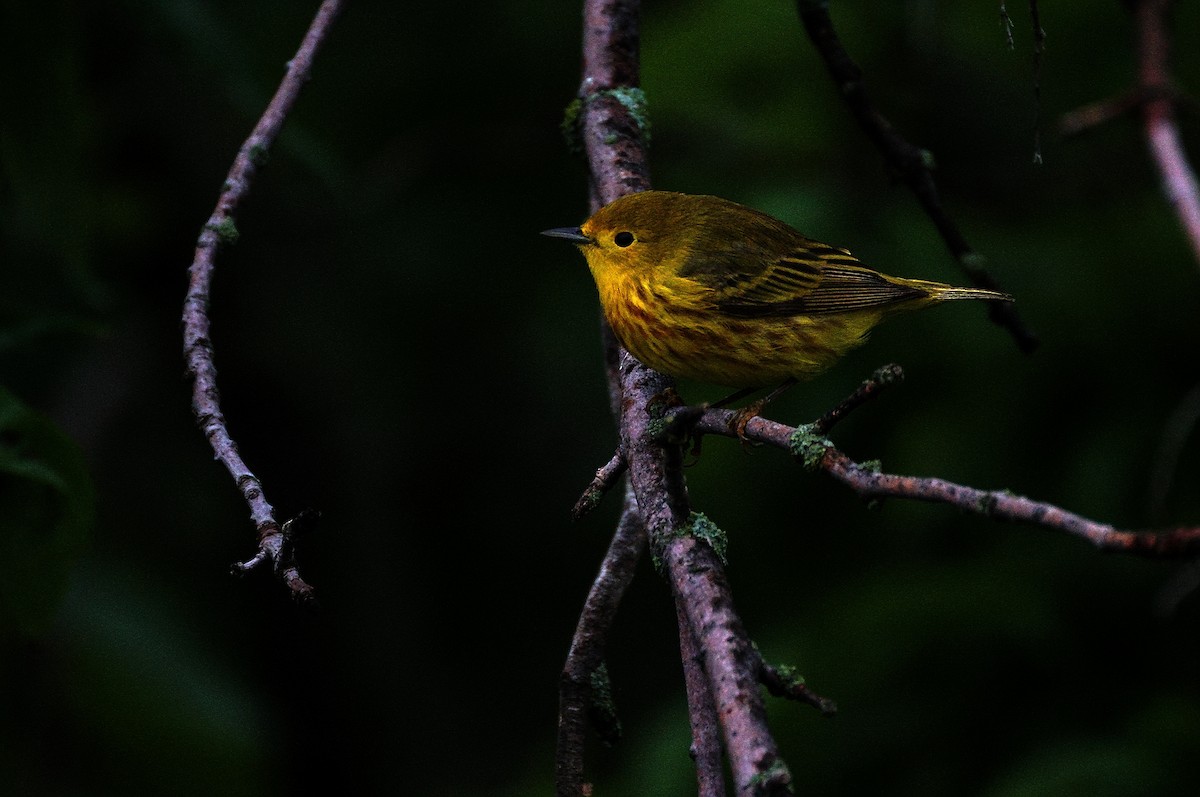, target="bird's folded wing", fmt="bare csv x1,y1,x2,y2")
711,246,927,318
